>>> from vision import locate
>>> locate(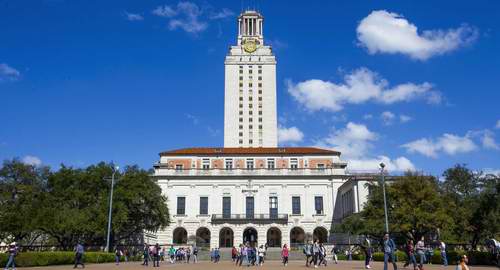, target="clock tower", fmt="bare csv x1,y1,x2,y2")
224,10,277,148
